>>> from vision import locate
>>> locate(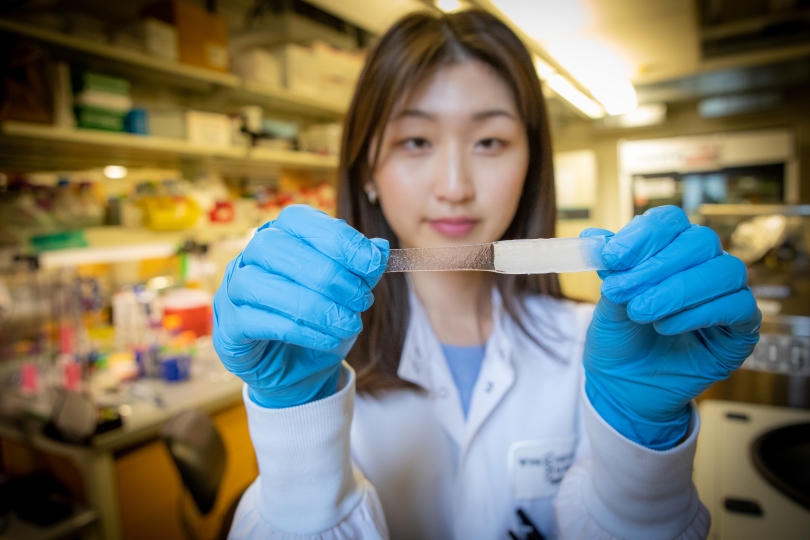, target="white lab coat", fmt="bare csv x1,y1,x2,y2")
228,289,711,540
